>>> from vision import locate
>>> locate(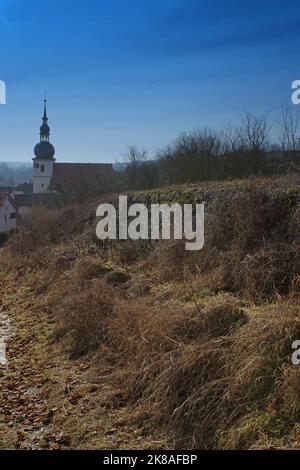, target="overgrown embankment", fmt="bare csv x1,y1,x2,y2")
0,176,300,450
